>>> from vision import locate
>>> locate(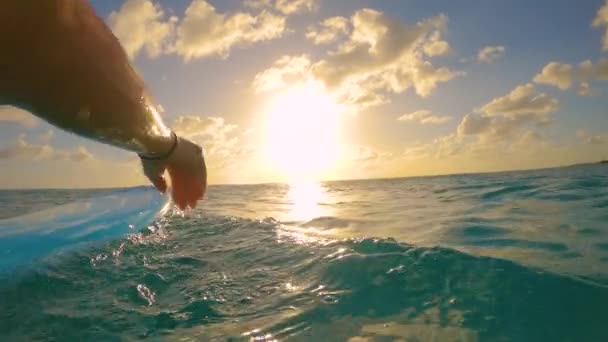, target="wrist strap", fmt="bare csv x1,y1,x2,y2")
138,131,178,161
